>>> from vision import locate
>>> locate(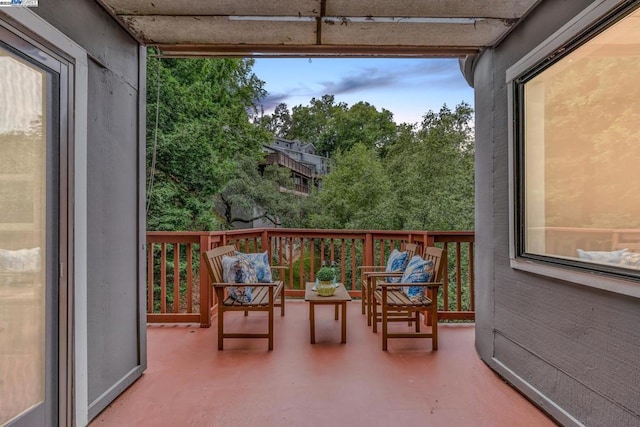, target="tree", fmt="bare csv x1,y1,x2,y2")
217,155,301,229
333,101,397,156
385,102,475,230
289,95,347,155
257,102,292,138
297,101,476,232
307,143,395,229
146,51,271,231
